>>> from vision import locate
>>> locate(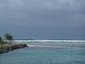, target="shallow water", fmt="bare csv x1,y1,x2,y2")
0,46,85,64
0,40,85,64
